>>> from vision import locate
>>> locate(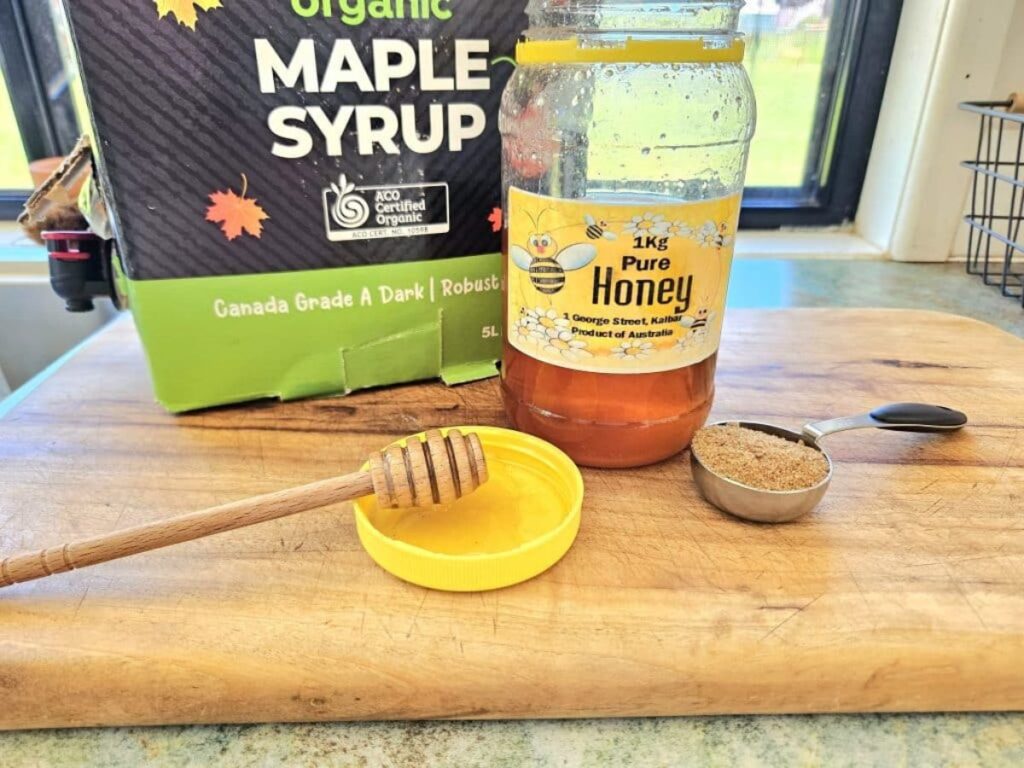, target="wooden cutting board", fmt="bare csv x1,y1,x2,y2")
1,309,1022,730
